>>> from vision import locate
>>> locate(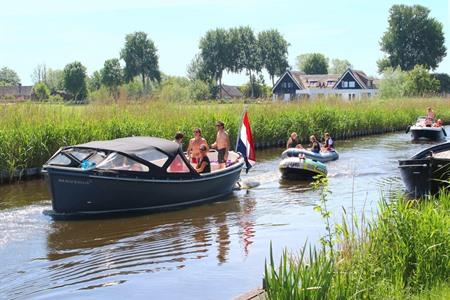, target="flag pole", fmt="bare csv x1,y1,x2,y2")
235,105,248,152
